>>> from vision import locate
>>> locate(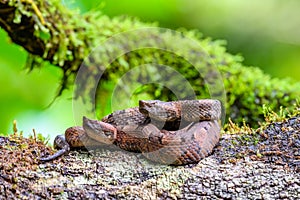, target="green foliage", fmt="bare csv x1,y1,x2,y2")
7,0,300,127
95,33,300,126
224,102,300,135
10,120,49,143
220,63,300,126
262,101,300,124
